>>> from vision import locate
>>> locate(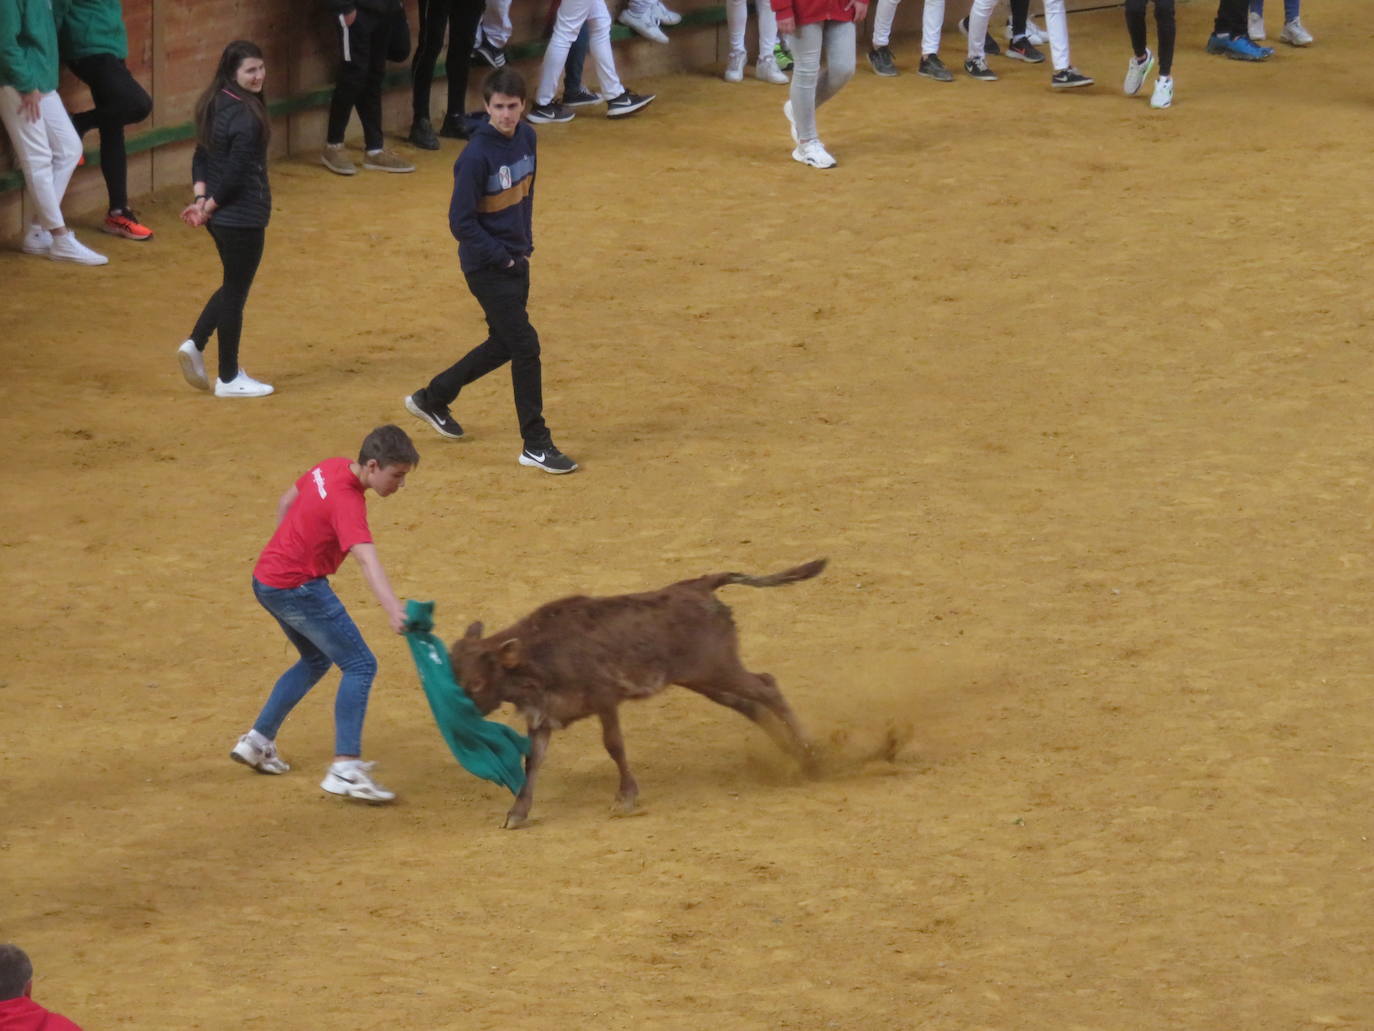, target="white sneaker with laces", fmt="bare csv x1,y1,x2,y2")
618,6,668,43
1247,10,1266,40
21,224,52,255
1280,18,1312,46
48,231,108,266
214,370,274,398
755,54,789,84
724,49,746,82
321,760,396,802
230,732,291,774
656,1,682,25
1150,74,1173,109
177,339,210,391
1124,48,1153,96
792,138,837,169
782,99,798,143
